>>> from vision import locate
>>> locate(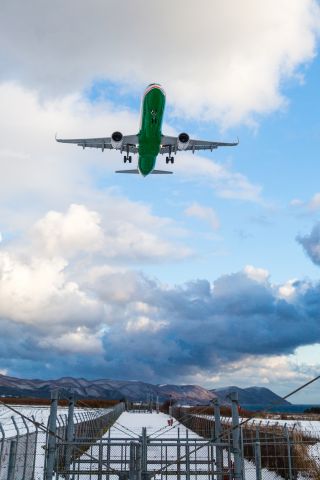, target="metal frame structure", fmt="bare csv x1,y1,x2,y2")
0,391,319,479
